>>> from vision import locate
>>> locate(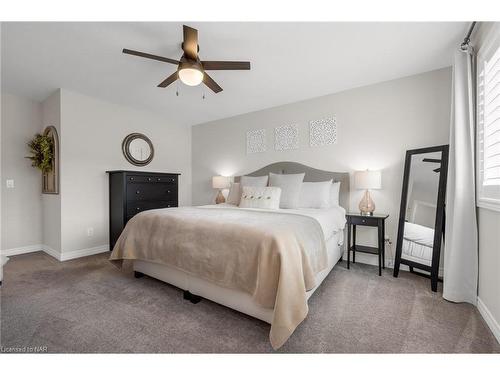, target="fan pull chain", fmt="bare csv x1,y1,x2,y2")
176,81,180,97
